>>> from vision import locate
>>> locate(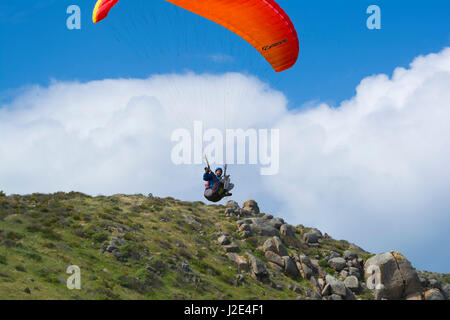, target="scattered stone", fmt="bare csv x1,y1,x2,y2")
305,287,322,300
223,242,239,253
217,235,231,246
242,231,252,238
288,283,304,294
182,215,201,226
24,287,31,294
329,294,343,300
